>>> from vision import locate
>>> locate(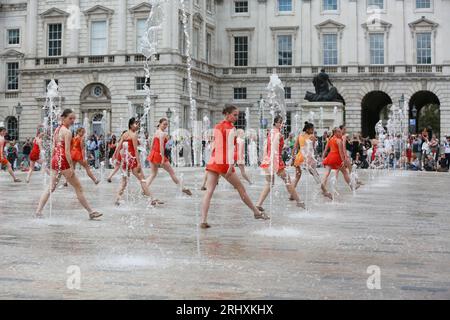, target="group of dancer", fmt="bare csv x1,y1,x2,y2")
1,105,362,228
